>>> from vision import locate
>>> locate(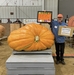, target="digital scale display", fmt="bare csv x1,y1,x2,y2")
37,11,52,23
